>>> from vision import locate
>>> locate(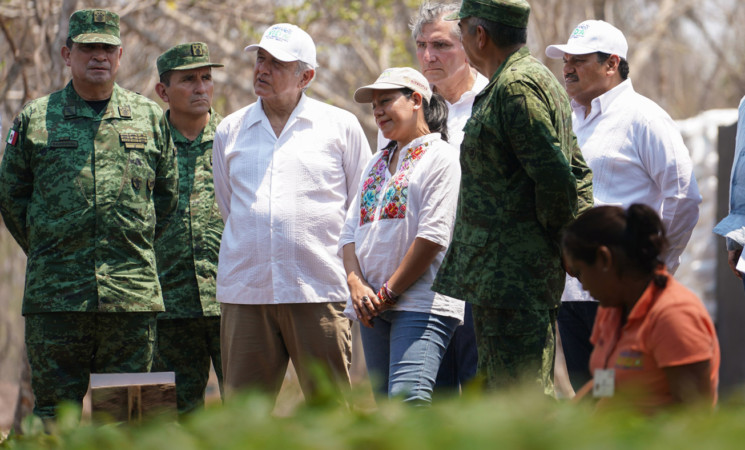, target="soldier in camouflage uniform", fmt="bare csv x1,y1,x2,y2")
432,0,593,395
153,42,225,415
0,9,178,420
